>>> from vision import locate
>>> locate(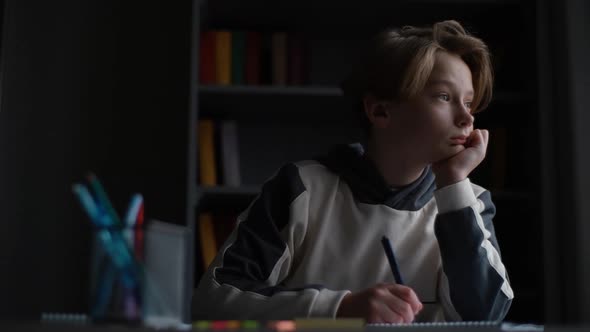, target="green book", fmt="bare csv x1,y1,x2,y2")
231,31,246,85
